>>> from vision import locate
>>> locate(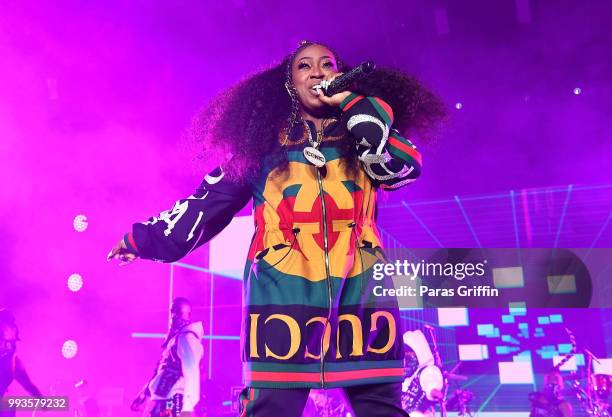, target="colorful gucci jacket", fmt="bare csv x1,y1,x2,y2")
124,94,423,389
